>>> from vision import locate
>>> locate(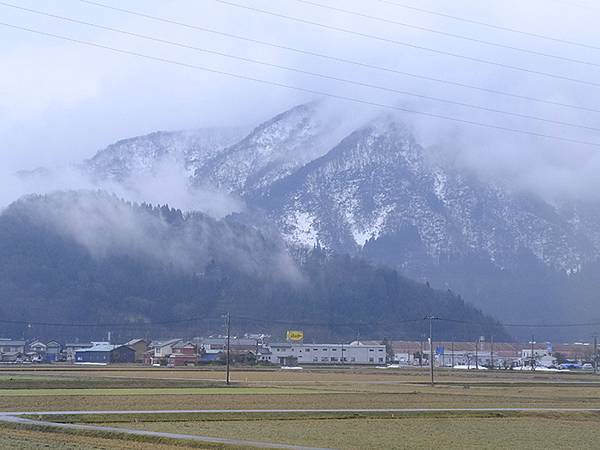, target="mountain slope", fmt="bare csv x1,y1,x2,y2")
245,112,599,328
194,102,360,195
260,115,595,271
0,191,505,341
72,102,600,330
86,127,248,181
